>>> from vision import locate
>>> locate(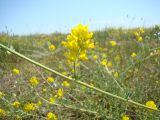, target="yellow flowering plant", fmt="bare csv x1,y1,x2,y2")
122,115,130,120
62,24,94,77
146,100,158,110
0,108,6,116
49,44,56,51
0,25,160,119
47,77,55,83
62,80,70,87
131,52,137,58
49,97,55,104
12,68,20,75
29,76,39,86
12,101,21,108
110,40,117,47
47,112,57,120
134,28,145,42
93,55,98,60
23,103,36,112
56,88,63,98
